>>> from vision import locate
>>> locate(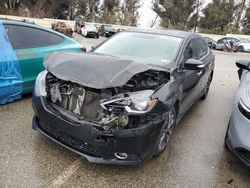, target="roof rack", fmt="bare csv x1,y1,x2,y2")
0,17,35,24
